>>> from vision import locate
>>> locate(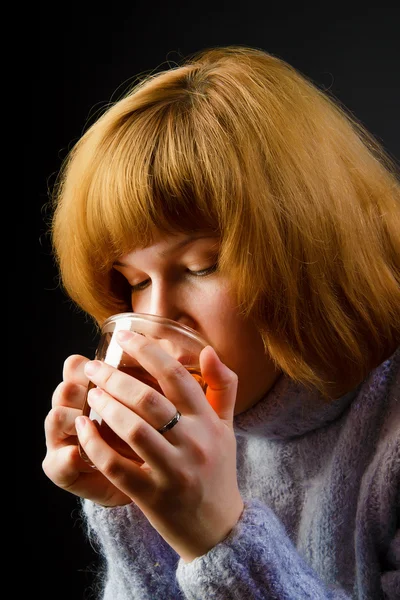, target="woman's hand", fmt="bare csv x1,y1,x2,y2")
75,330,244,562
42,354,132,507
